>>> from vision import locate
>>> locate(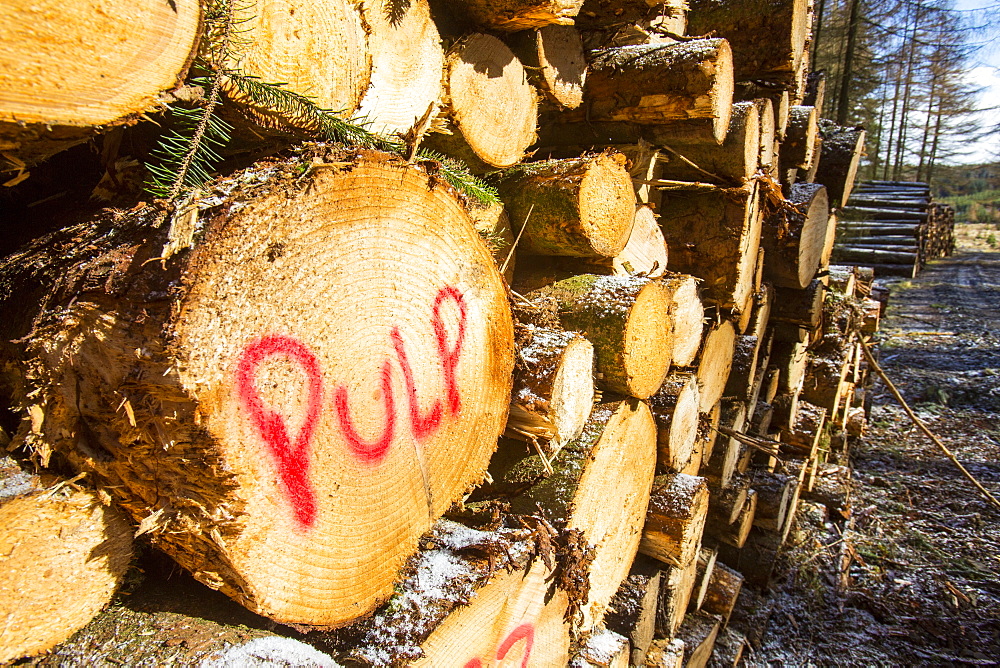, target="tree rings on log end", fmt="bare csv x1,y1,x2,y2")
0,482,132,663
5,150,514,628
229,0,372,117
439,33,538,169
